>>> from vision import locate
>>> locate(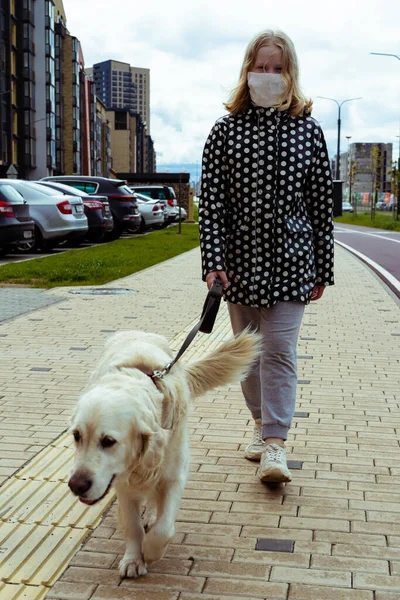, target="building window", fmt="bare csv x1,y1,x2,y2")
115,112,127,130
